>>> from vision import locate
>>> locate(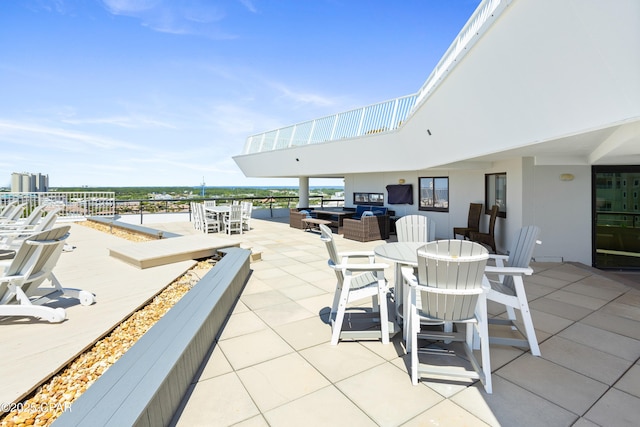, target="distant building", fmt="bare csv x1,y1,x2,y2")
11,172,49,192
